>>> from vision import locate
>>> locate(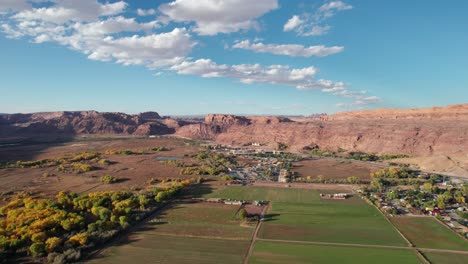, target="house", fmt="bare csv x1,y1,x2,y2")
206,198,223,203
224,200,243,205
429,208,442,216
278,169,289,183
